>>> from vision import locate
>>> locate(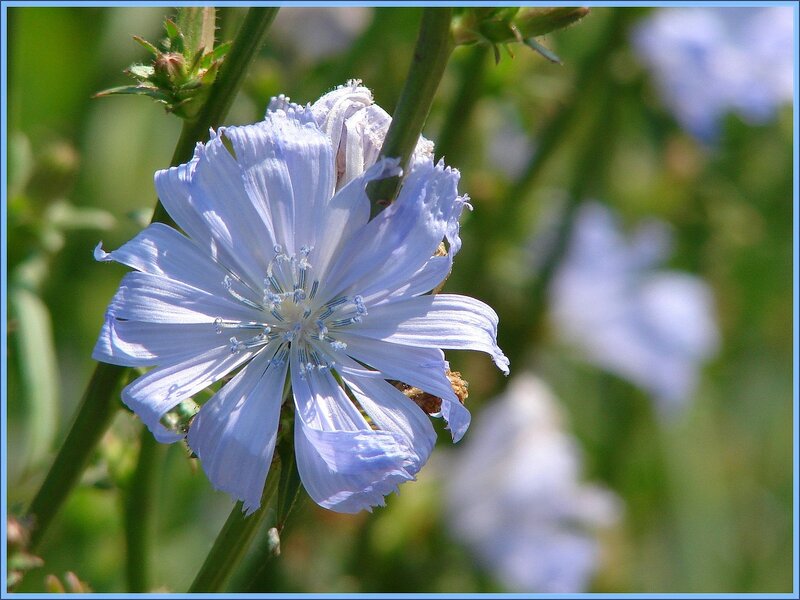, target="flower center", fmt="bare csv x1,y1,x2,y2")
213,245,367,374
